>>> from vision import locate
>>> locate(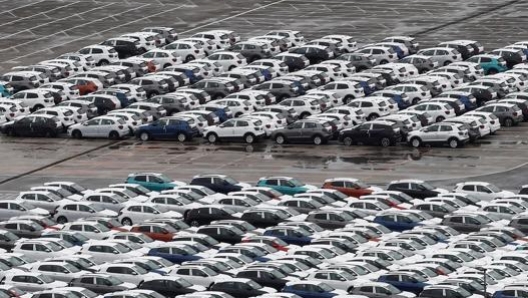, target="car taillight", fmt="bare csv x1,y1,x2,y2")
142,118,148,123
132,122,137,125
421,92,426,96
156,40,160,44
430,63,434,67
389,105,394,109
513,112,518,116
9,113,15,117
118,125,124,129
389,54,394,58
277,120,282,124
237,60,242,64
344,122,349,126
452,56,457,59
172,58,178,62
65,71,70,76
445,110,450,114
490,120,495,124
458,131,464,136
194,50,200,54
409,71,414,75
265,124,271,128
310,106,316,110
